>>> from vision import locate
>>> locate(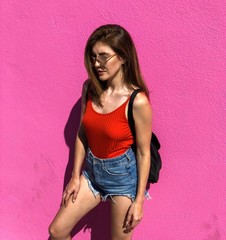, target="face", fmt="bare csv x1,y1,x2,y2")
91,41,124,82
